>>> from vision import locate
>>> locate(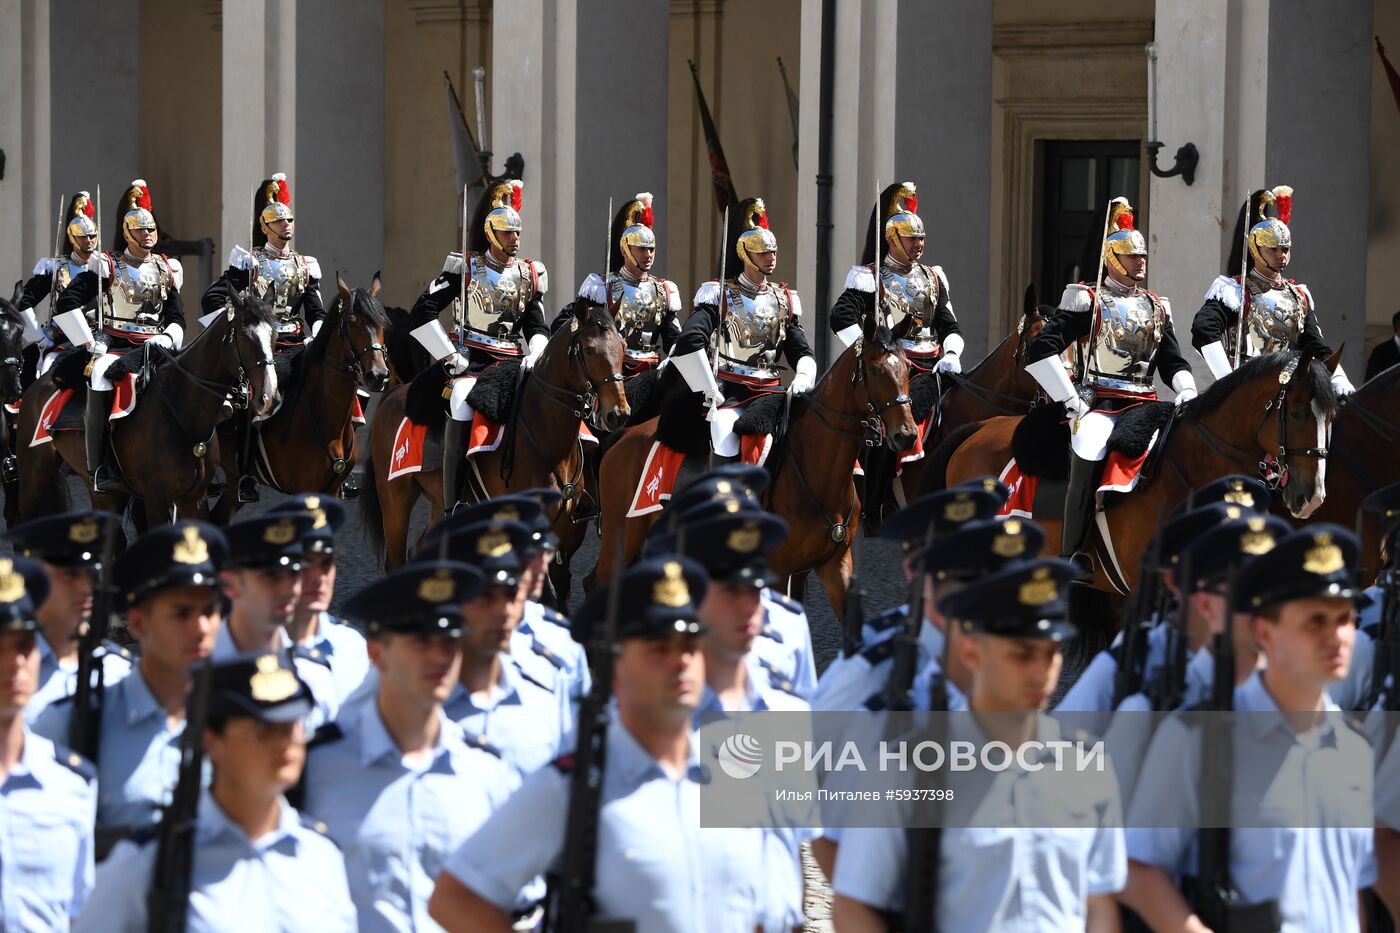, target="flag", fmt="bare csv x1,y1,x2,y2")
1379,37,1400,119
688,60,739,216
444,71,487,219
777,57,799,170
